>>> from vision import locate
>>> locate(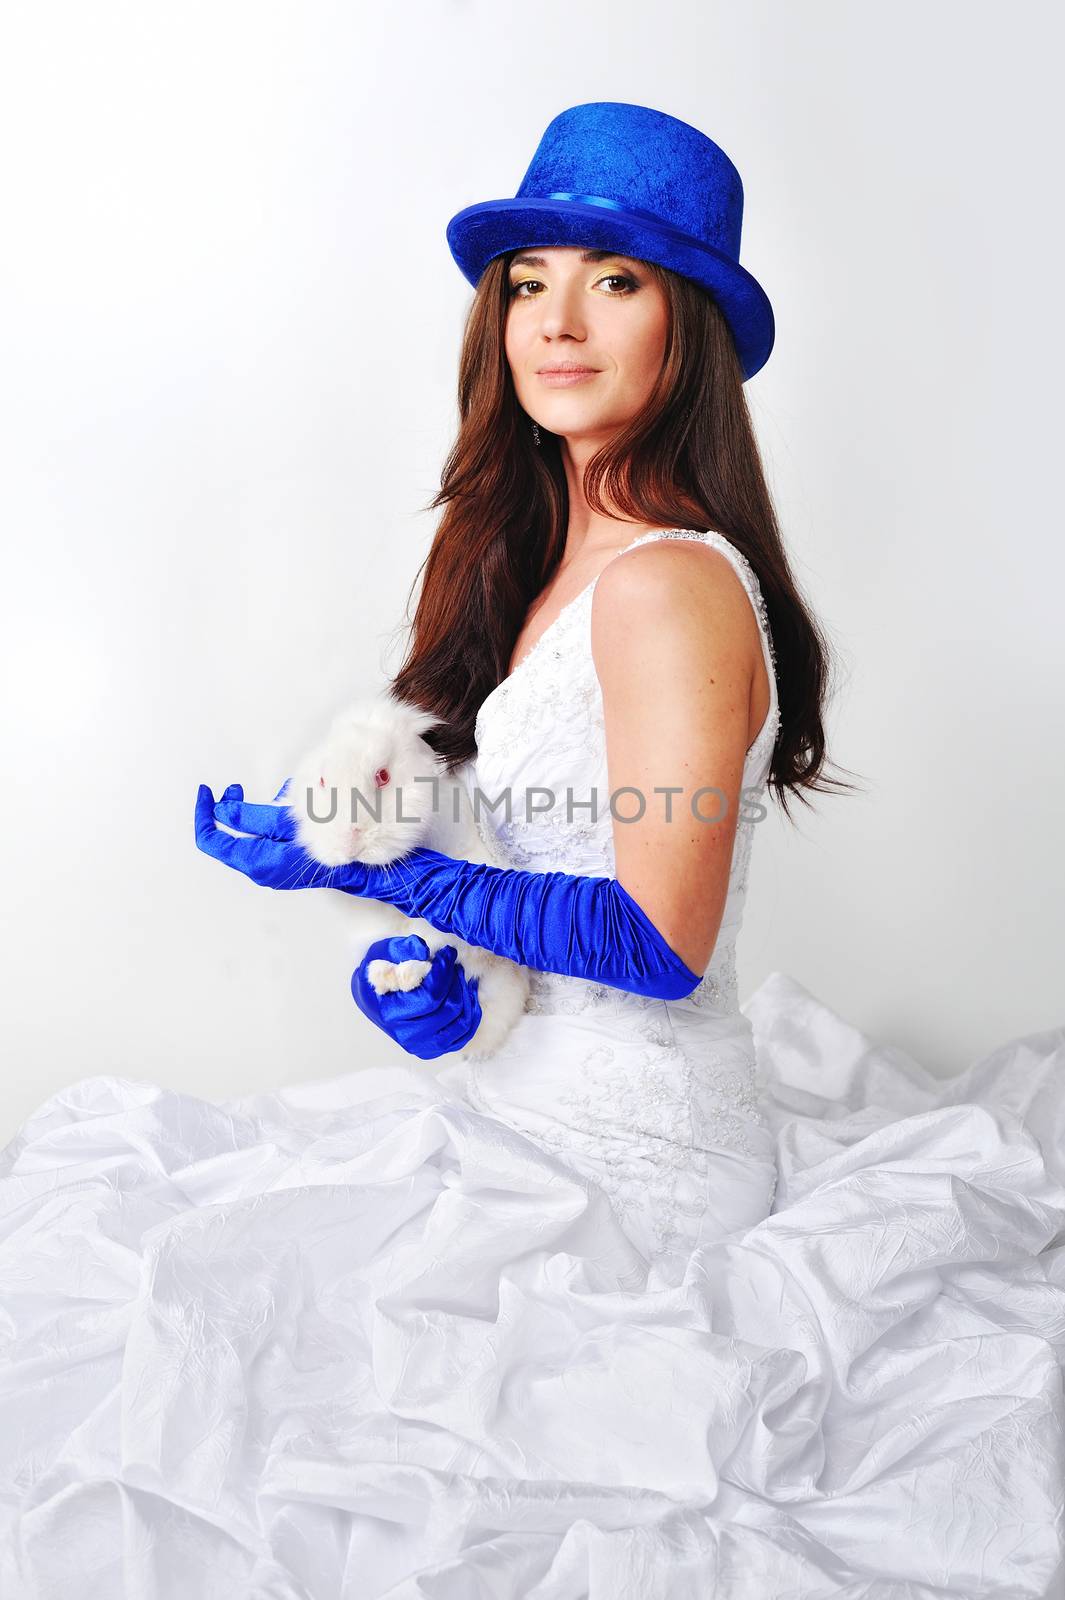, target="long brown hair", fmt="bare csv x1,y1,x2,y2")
388,251,861,823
